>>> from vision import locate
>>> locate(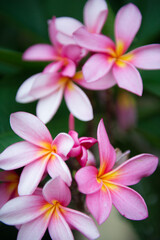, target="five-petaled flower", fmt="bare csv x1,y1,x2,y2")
0,177,100,240
74,3,160,96
0,112,74,195
75,119,158,224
